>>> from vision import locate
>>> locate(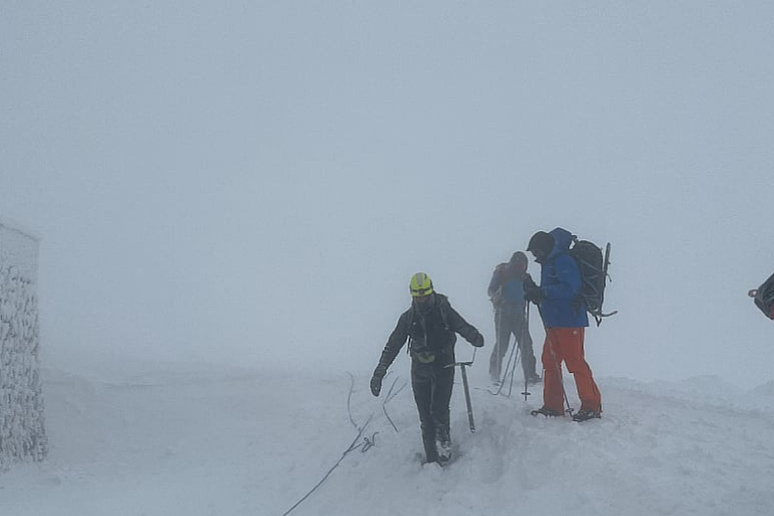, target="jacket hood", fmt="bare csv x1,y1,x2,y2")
546,227,574,260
